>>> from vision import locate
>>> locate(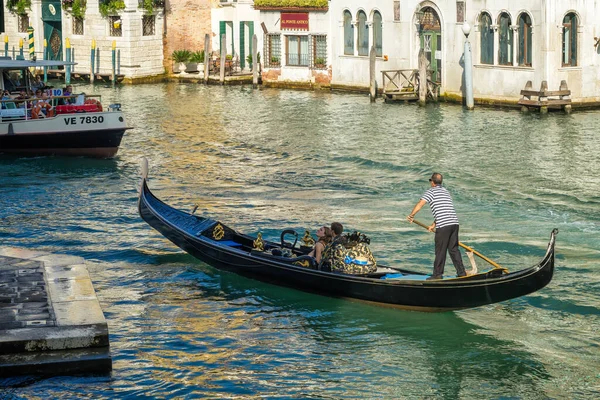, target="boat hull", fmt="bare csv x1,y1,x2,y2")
138,178,557,312
0,112,129,158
